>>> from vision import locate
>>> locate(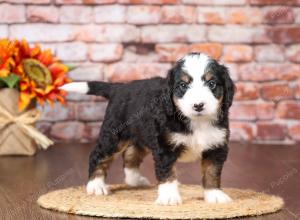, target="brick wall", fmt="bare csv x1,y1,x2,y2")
1,0,300,144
